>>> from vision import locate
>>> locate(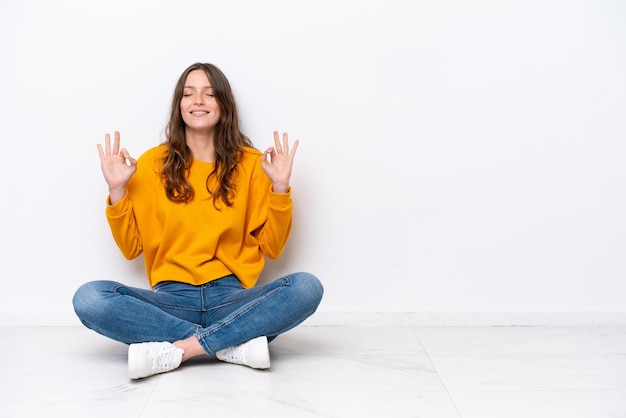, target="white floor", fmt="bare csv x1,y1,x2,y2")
1,325,625,418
